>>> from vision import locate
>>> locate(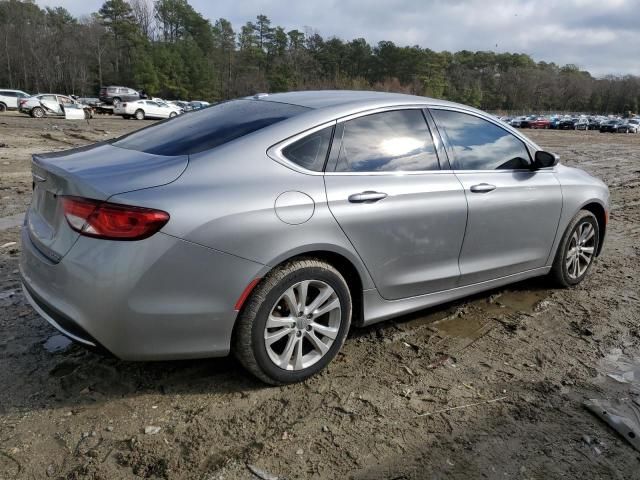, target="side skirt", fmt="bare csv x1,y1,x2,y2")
362,267,550,326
